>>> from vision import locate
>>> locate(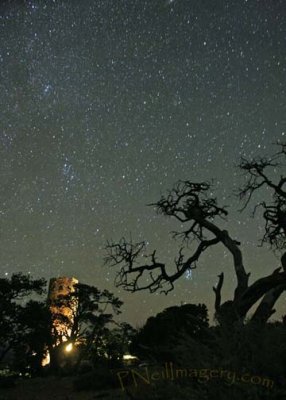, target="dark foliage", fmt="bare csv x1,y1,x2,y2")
0,273,46,364
0,273,128,377
131,303,209,361
126,303,286,400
